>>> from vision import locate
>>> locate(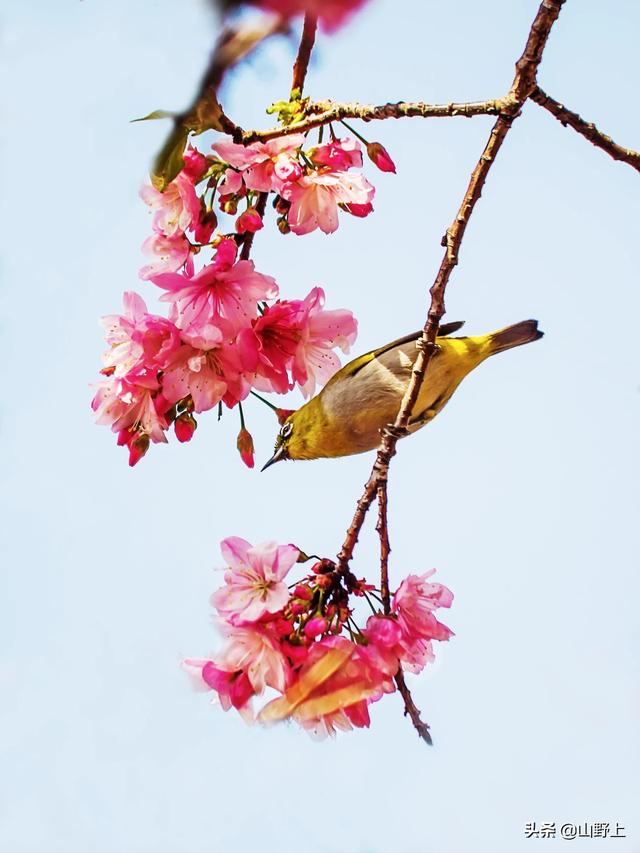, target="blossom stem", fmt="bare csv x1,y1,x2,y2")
238,400,247,430
362,591,379,617
339,119,369,145
249,390,281,413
